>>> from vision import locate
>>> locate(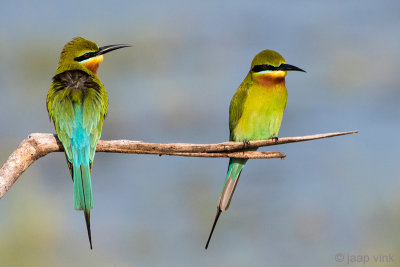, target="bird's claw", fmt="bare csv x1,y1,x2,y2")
242,140,250,149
